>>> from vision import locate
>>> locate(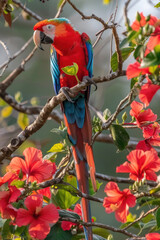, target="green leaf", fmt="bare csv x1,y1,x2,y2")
120,213,140,229
156,208,160,228
10,179,25,188
48,143,65,153
30,97,39,106
62,63,79,76
43,152,57,162
150,186,160,194
133,45,143,59
111,47,134,72
17,113,29,130
136,12,141,22
59,209,81,220
142,220,156,230
138,197,160,208
0,98,7,107
52,175,79,209
130,77,138,89
127,30,139,42
15,91,23,103
141,45,160,68
2,219,13,239
119,38,128,48
142,213,155,223
51,127,68,139
45,223,72,240
14,226,28,237
110,124,130,151
122,112,127,123
92,234,108,240
92,228,110,239
154,2,160,8
89,179,103,195
1,106,13,118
